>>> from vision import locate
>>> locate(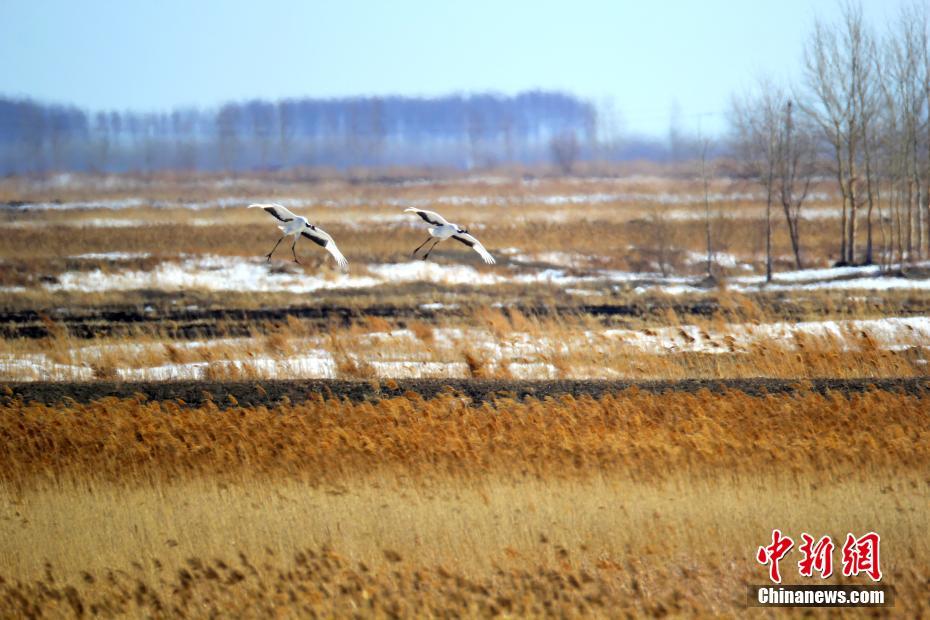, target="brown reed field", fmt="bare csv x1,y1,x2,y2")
0,389,928,617
2,172,929,617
